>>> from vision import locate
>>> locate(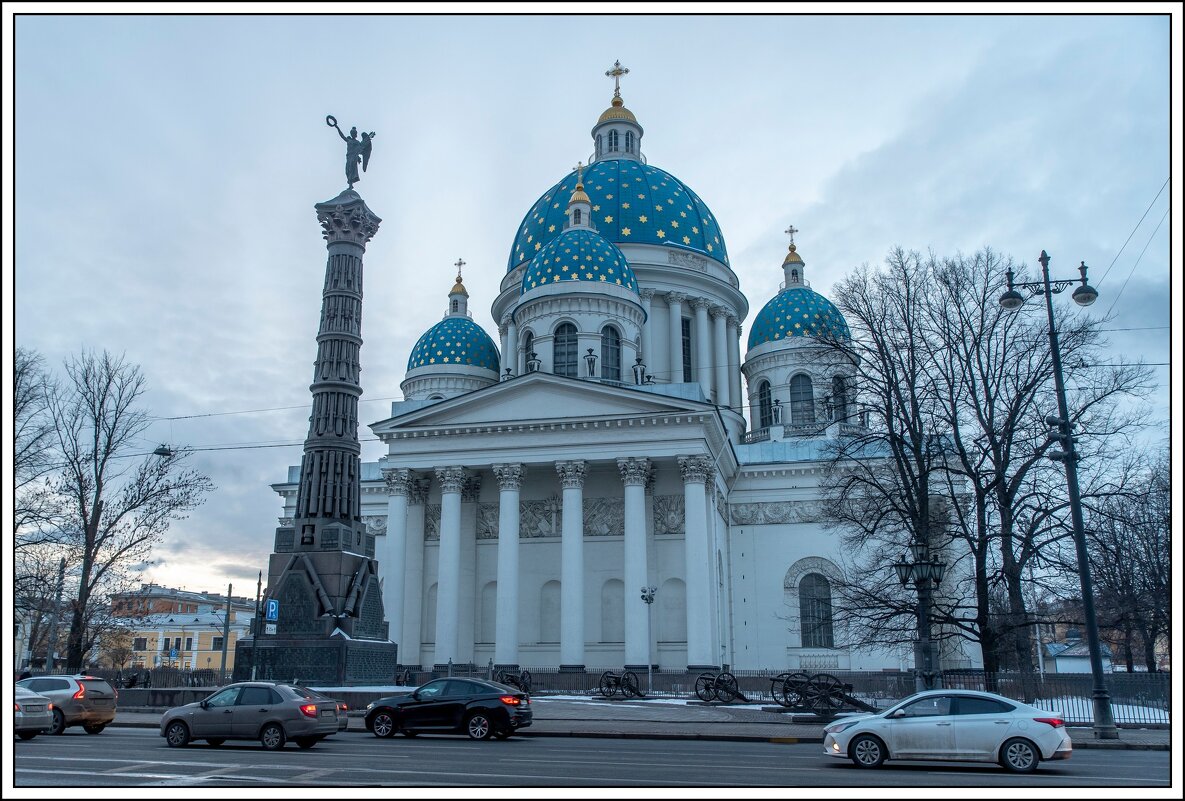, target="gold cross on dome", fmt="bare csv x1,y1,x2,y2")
572,160,584,184
454,258,465,279
605,59,630,96
784,225,799,246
